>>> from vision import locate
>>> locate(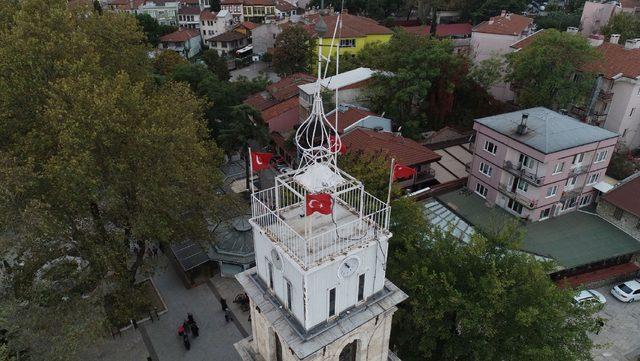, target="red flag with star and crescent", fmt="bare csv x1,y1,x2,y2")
393,163,417,181
329,135,347,155
306,193,333,216
250,151,273,171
